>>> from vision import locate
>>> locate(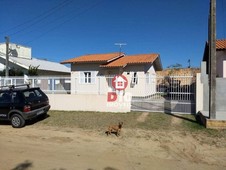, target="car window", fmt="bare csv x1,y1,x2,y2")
23,88,46,101
34,89,43,97
23,90,37,101
12,92,22,103
0,92,11,103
